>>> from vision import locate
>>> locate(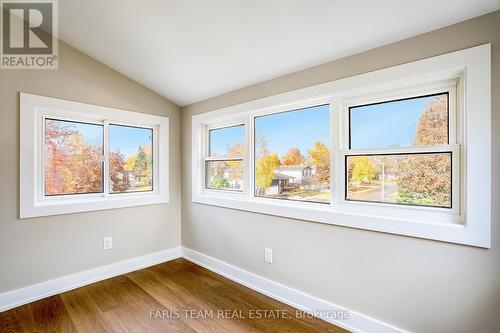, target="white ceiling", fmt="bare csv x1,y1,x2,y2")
59,0,500,106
